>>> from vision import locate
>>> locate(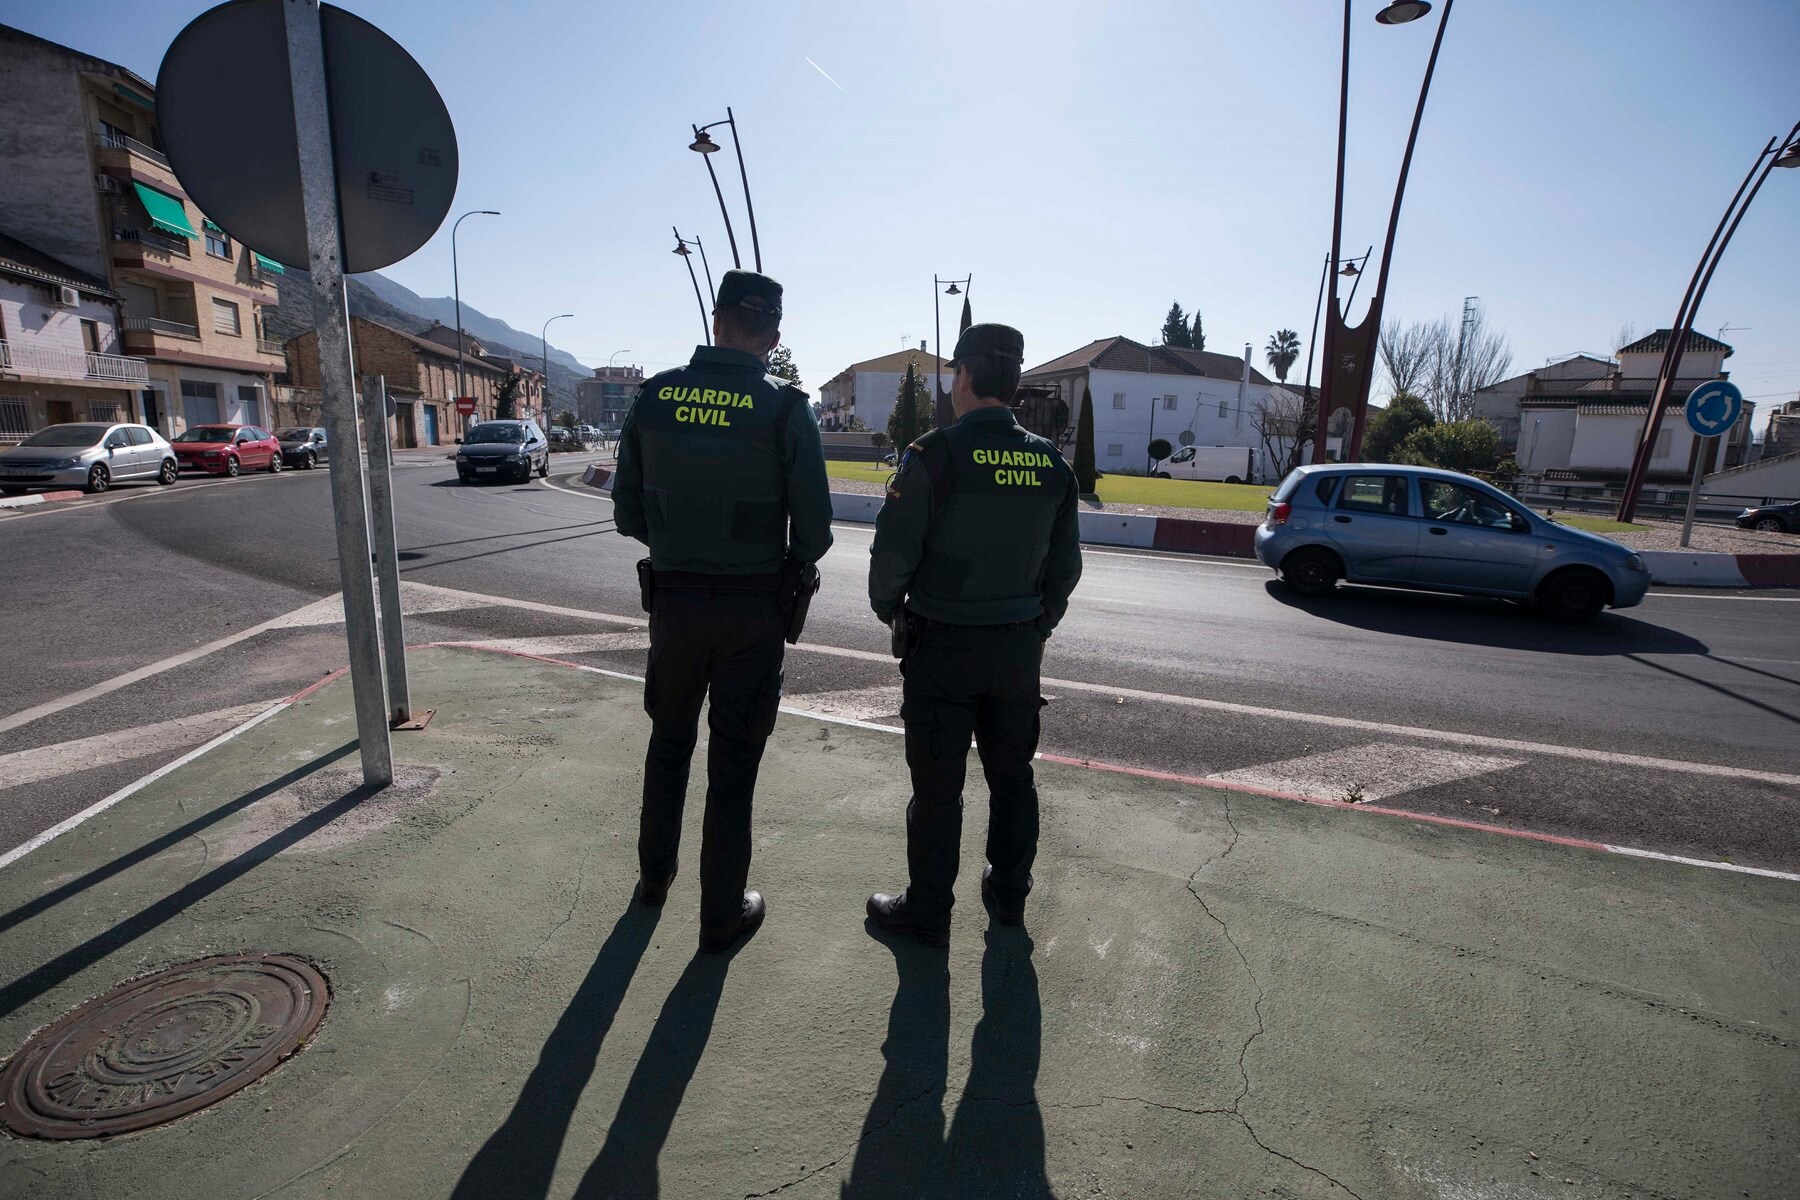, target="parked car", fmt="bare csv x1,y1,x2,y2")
0,422,179,494
1734,500,1799,534
1254,463,1652,623
275,426,329,469
547,427,584,452
455,419,550,483
1155,444,1253,484
171,424,284,476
